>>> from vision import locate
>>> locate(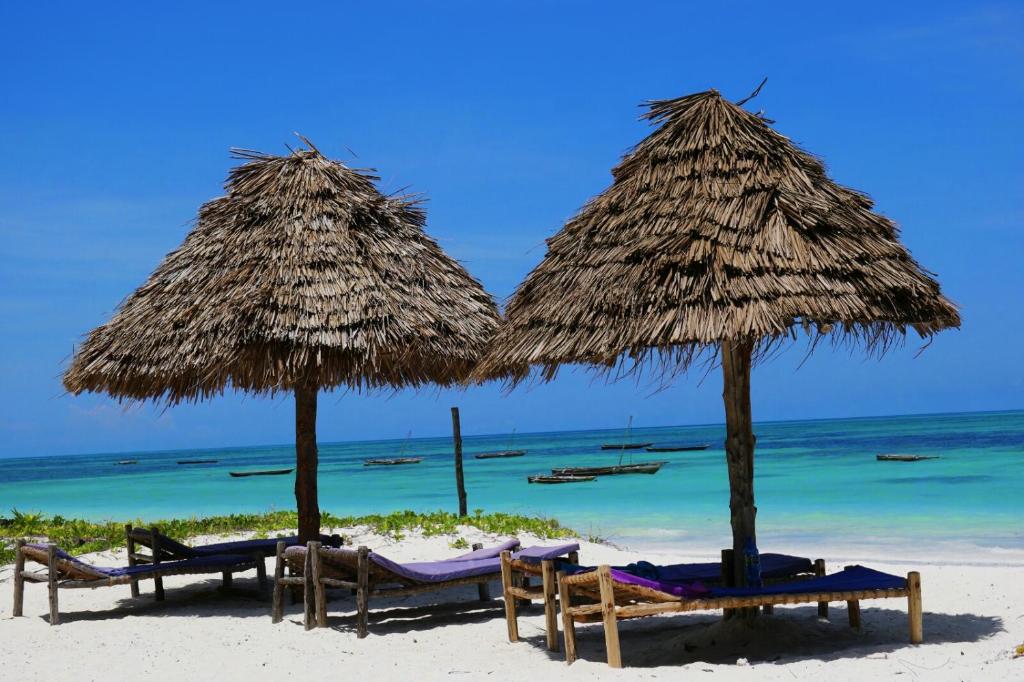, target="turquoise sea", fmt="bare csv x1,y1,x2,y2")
1,410,1021,552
